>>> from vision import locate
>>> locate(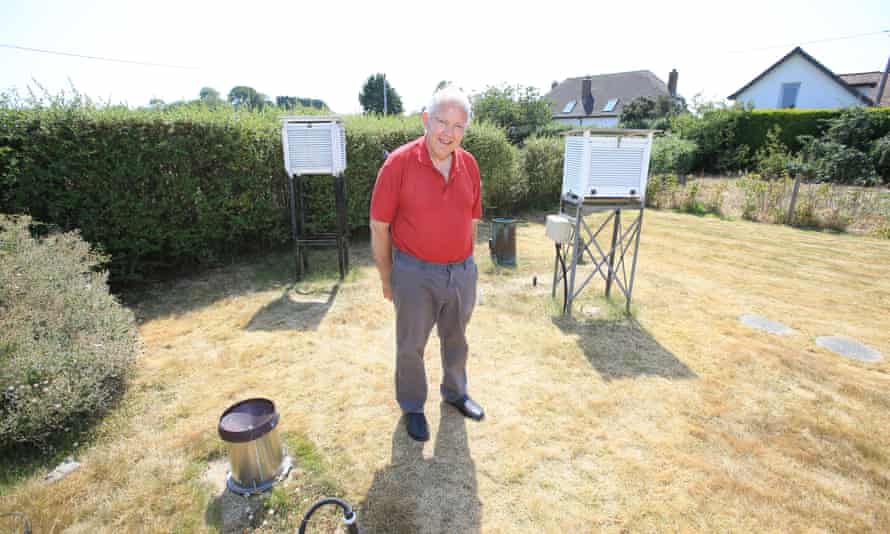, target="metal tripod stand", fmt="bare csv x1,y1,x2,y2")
552,196,644,316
